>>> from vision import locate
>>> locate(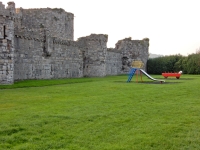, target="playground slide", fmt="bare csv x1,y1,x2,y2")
139,69,165,82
